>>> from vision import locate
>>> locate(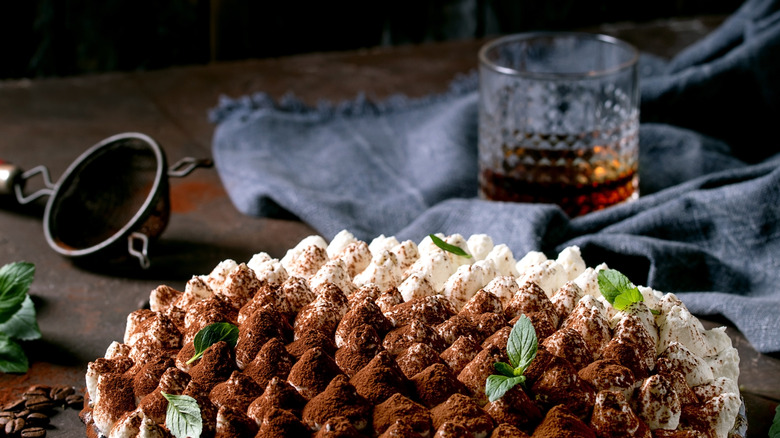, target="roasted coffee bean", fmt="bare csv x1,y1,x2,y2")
5,417,24,435
22,388,49,399
20,427,47,438
24,413,49,428
1,399,25,412
49,385,74,402
64,394,84,409
0,412,11,428
23,396,54,412
16,410,30,419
